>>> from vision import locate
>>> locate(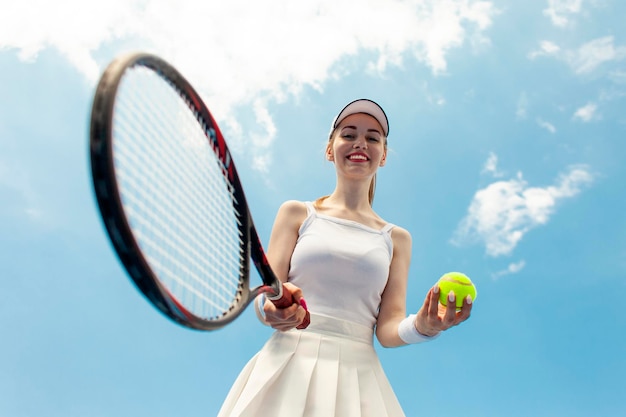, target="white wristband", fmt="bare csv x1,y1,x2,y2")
398,314,440,344
254,293,270,326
